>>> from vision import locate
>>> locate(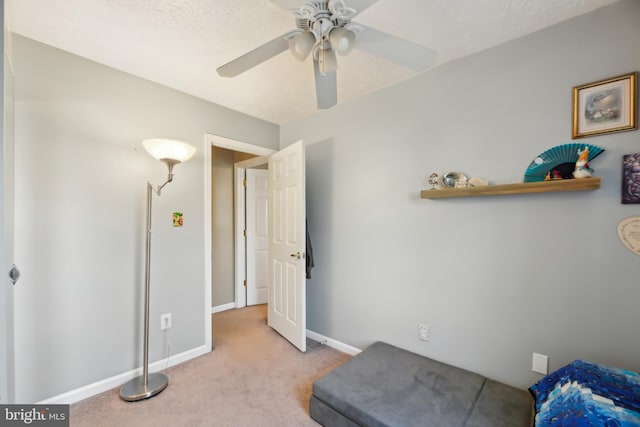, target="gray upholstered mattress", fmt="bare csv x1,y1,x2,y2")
310,341,533,427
